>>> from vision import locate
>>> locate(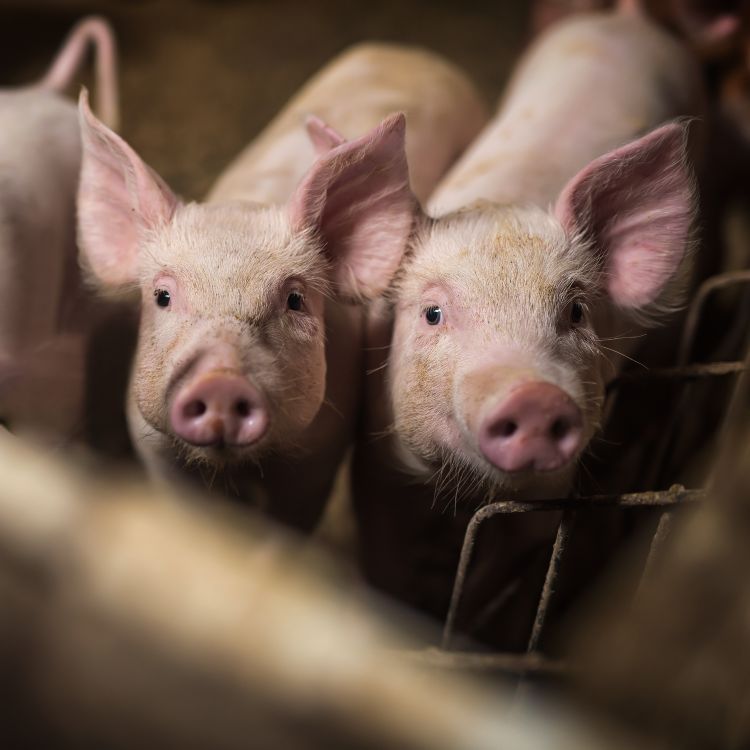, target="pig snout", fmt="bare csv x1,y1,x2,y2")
478,382,582,473
170,374,268,447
